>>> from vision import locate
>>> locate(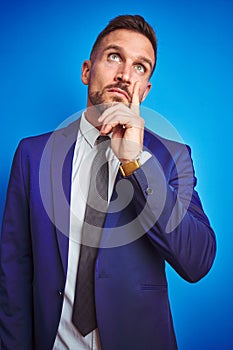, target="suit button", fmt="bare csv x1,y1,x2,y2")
58,290,63,296
146,187,153,195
